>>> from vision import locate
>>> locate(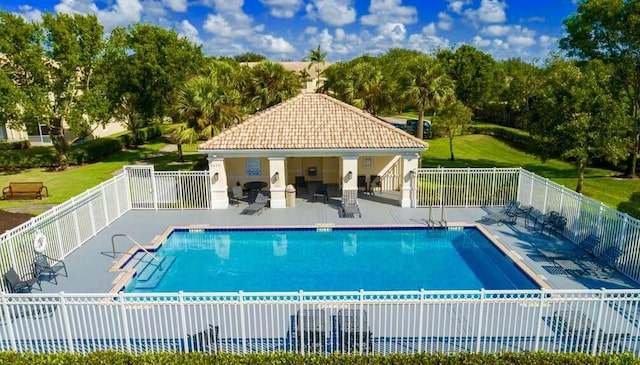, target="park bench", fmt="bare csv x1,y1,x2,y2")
2,182,49,200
